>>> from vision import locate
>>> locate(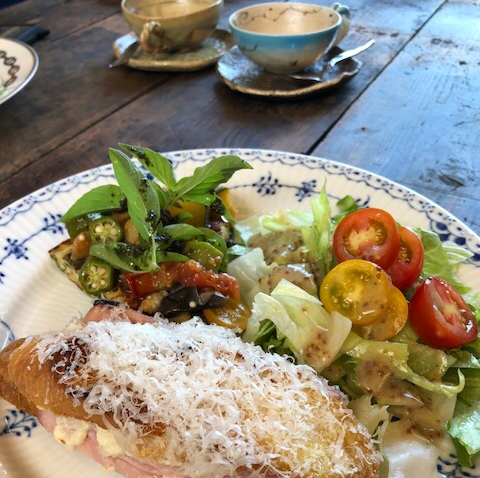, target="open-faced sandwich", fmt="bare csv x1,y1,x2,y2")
0,301,382,478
